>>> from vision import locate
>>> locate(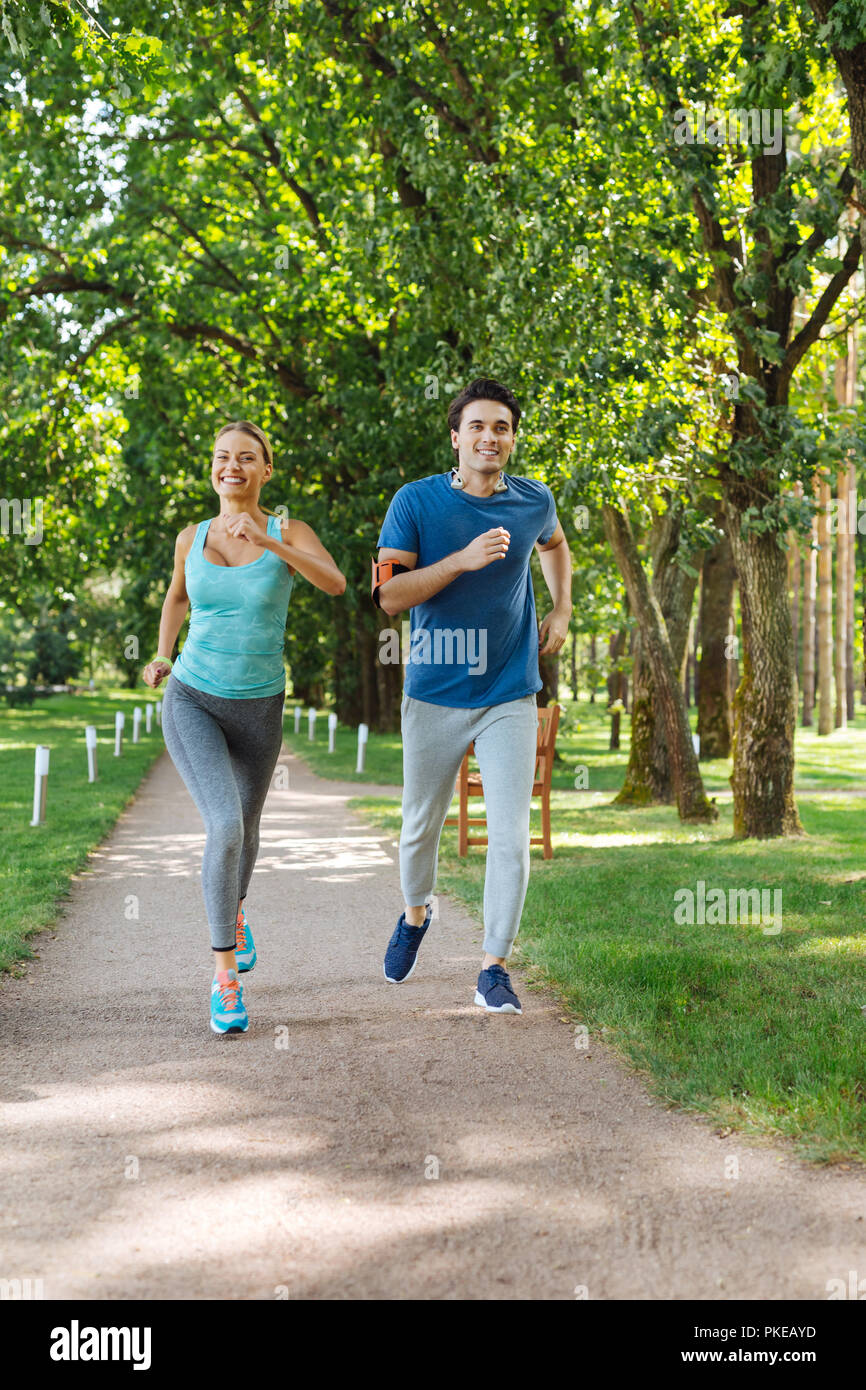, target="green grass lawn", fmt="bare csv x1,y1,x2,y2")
287,695,650,790
289,692,866,794
0,689,166,974
288,696,866,1166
